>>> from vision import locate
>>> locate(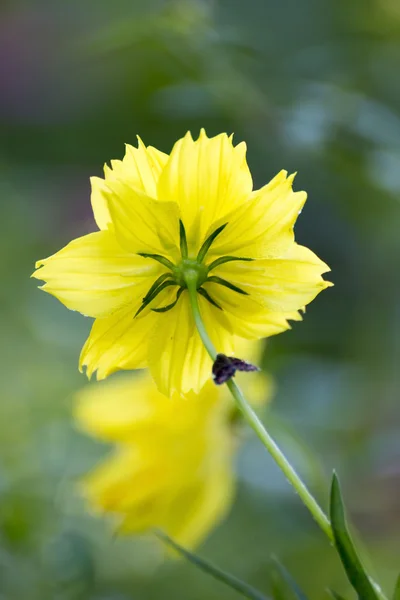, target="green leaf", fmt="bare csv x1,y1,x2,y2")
392,575,400,600
270,557,308,600
330,472,380,600
156,530,270,600
327,590,349,600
